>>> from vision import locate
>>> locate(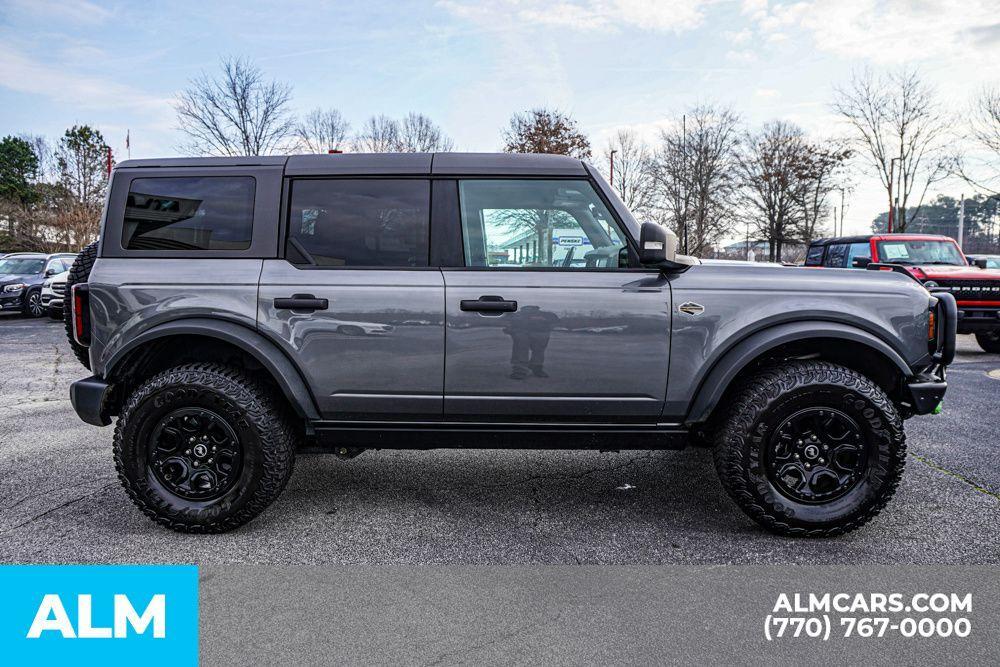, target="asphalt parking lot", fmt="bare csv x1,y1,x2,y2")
1,313,998,565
